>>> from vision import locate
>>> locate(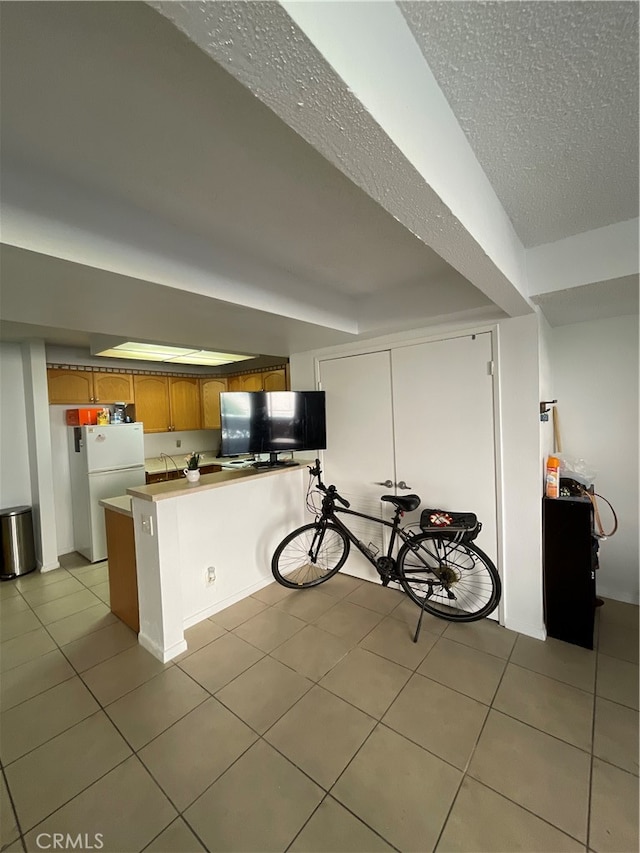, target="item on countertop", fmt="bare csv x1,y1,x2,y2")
96,408,111,425
185,452,200,470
